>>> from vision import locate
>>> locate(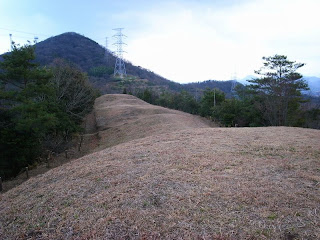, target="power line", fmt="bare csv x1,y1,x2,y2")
0,27,122,57
0,33,39,40
0,27,50,37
